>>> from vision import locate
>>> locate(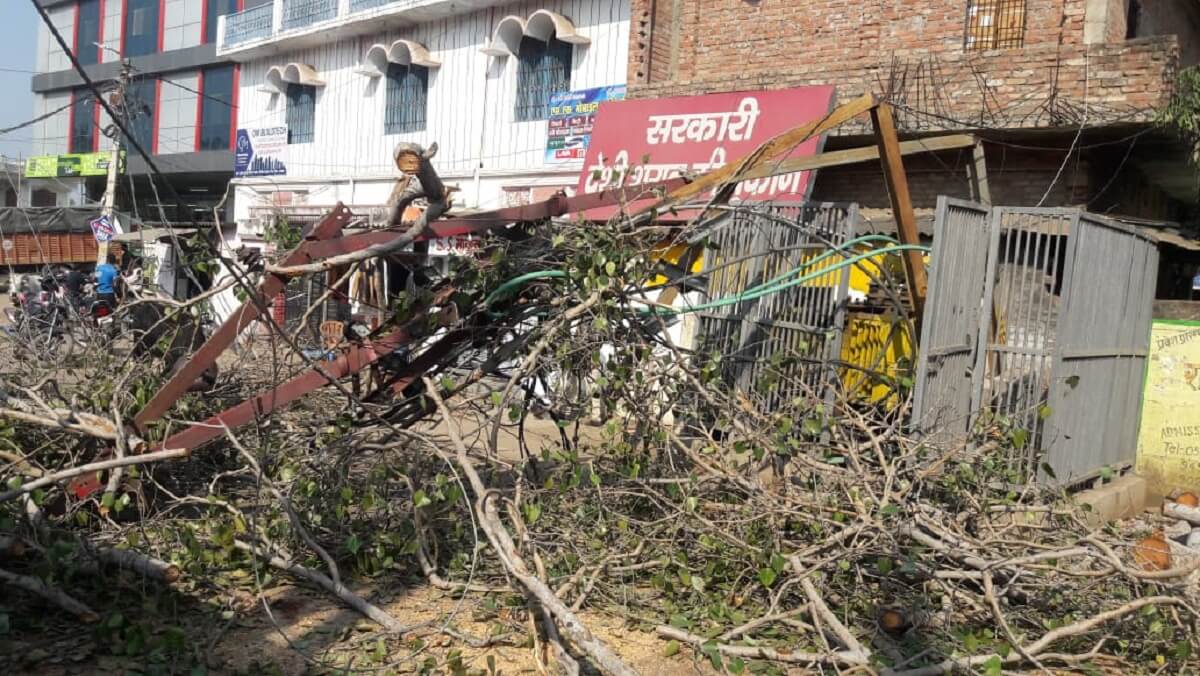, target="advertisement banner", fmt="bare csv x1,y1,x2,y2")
25,152,124,178
234,127,288,177
578,86,836,207
1137,320,1200,491
545,85,626,165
